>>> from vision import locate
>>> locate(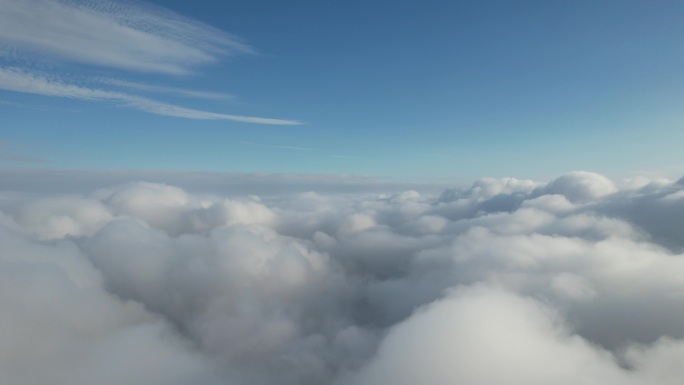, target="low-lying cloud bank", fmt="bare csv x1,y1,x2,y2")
1,171,684,384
